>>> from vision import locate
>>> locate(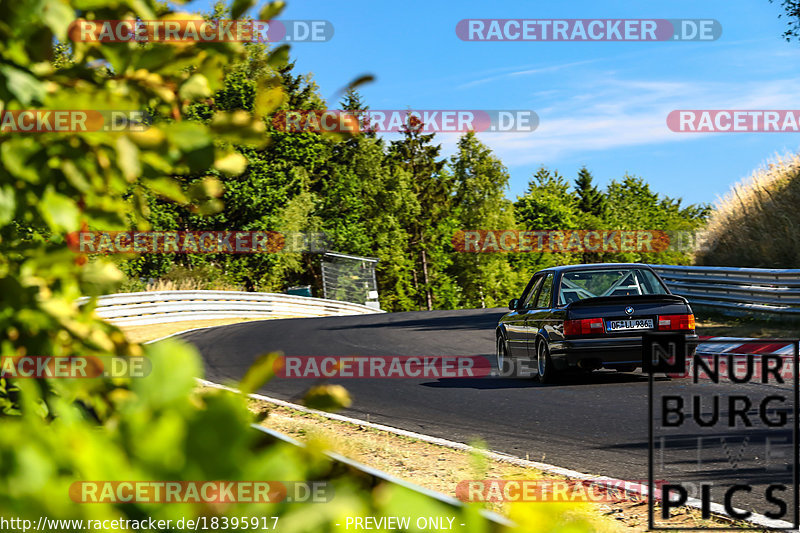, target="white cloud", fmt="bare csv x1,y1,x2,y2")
457,59,602,89
458,76,800,165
